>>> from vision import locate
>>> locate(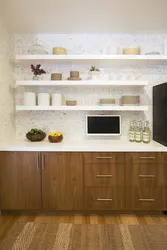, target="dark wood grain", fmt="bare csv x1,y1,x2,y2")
41,152,83,210
0,152,41,210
